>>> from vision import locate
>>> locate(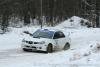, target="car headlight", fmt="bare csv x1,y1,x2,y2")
39,41,45,44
